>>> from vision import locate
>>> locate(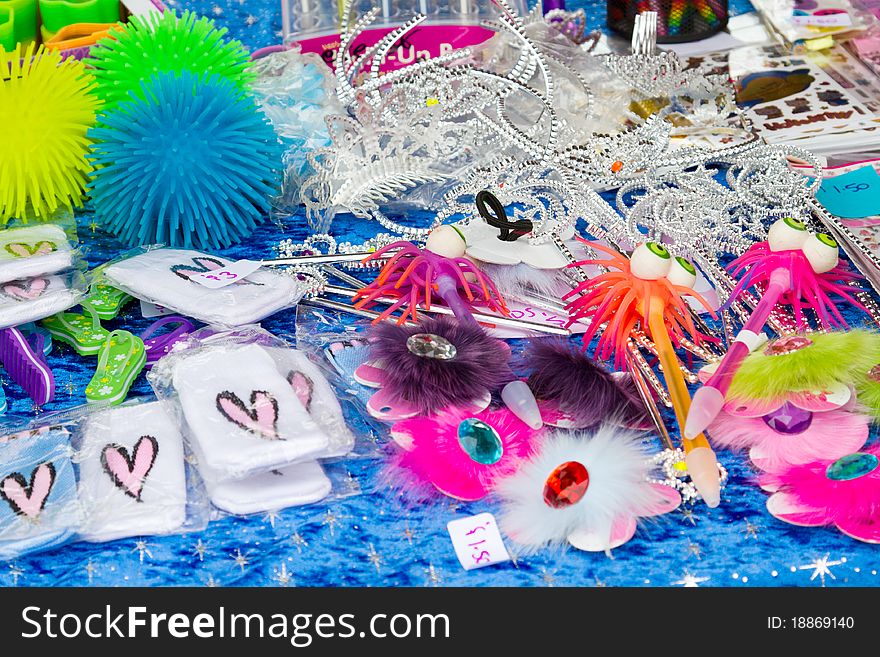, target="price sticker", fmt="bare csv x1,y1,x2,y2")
188,259,262,289
791,12,852,28
447,513,510,571
816,165,880,219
